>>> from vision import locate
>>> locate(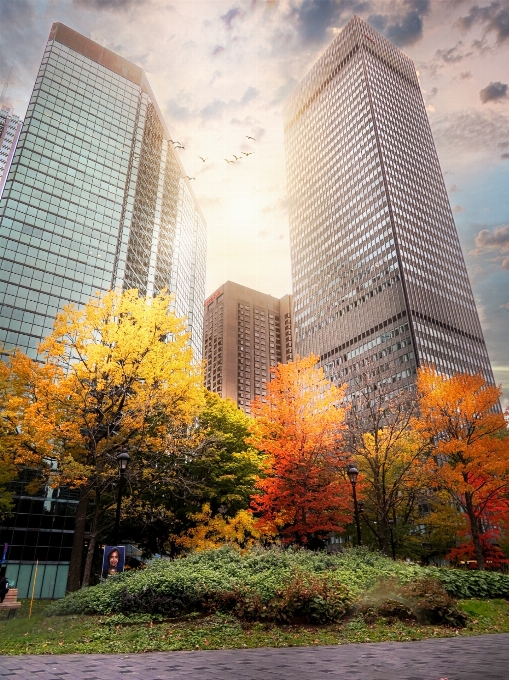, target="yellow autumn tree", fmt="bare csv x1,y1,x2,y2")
344,385,431,556
174,503,262,552
4,289,204,590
